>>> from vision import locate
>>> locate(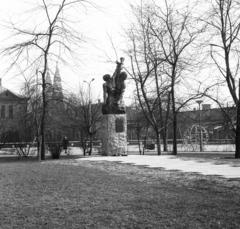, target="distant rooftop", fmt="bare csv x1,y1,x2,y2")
0,78,28,100
0,78,8,93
